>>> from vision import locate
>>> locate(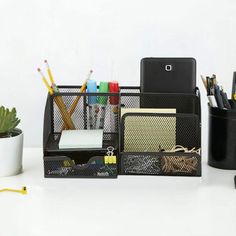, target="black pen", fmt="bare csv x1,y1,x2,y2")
232,72,236,100
214,84,224,109
205,76,217,107
220,87,231,109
